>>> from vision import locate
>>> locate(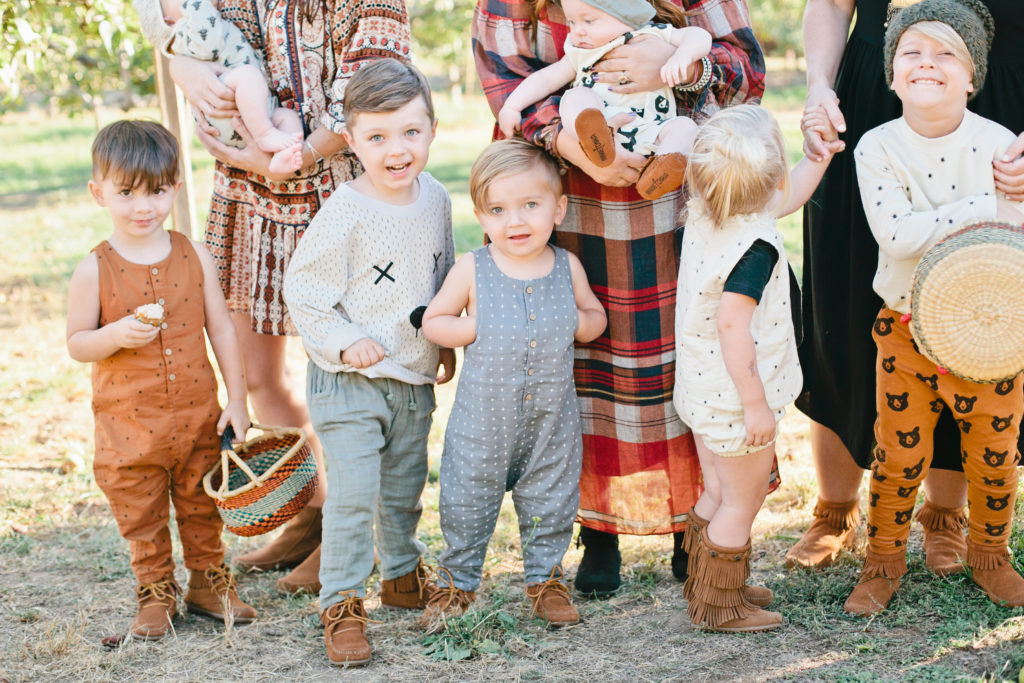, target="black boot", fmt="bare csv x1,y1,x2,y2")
574,526,621,598
671,531,689,582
